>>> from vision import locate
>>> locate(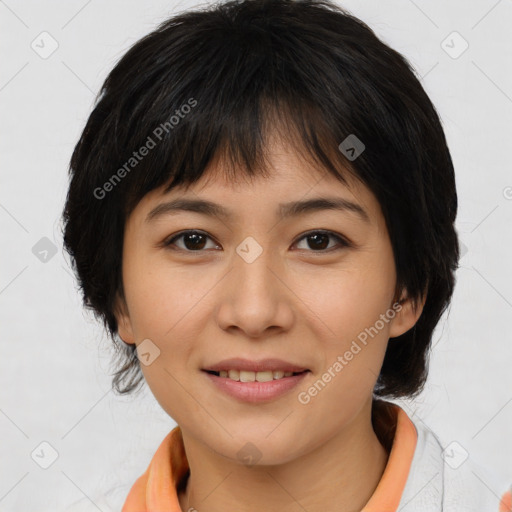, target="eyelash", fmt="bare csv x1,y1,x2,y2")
162,229,351,254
